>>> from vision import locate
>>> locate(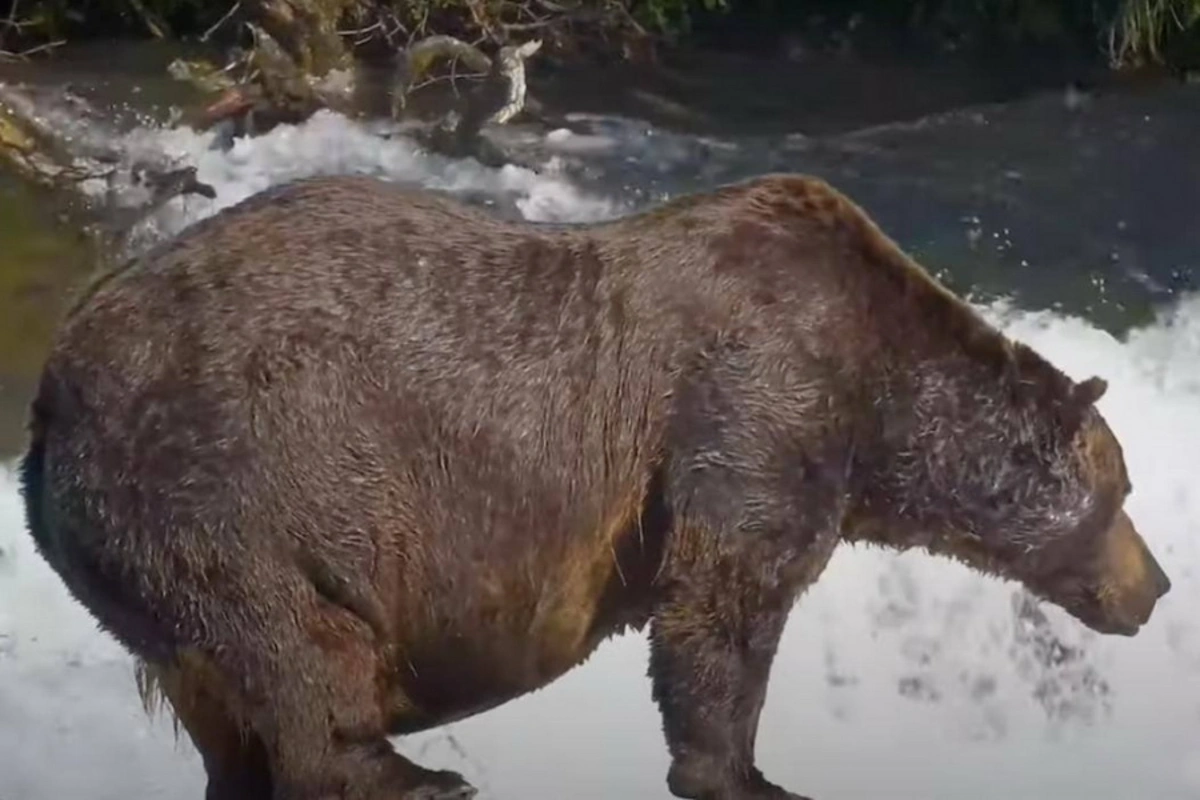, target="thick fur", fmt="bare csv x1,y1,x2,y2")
20,174,1169,800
